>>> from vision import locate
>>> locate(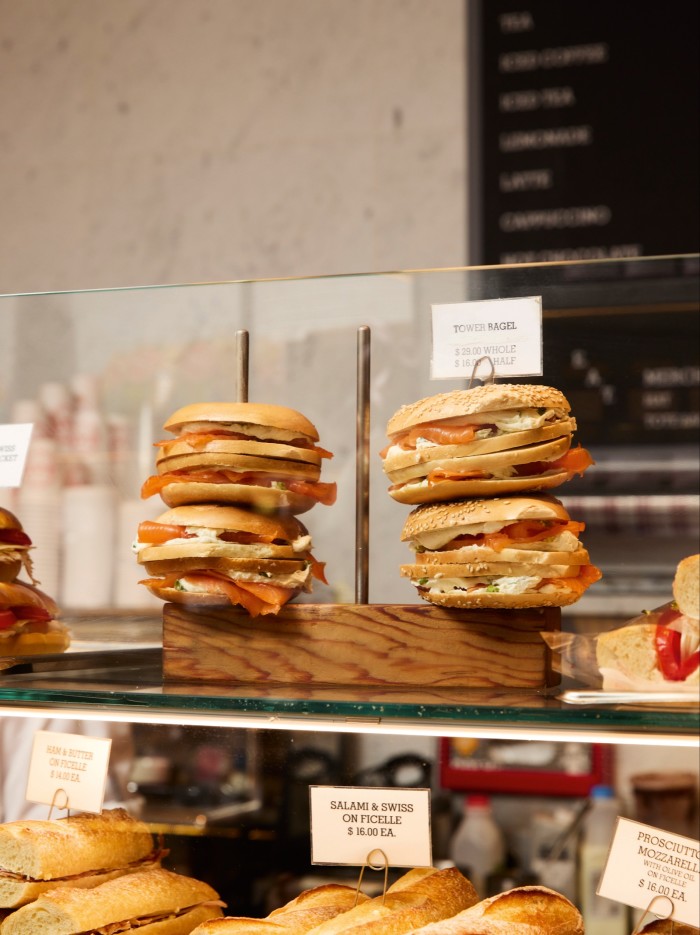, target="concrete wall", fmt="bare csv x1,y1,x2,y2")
0,0,468,294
